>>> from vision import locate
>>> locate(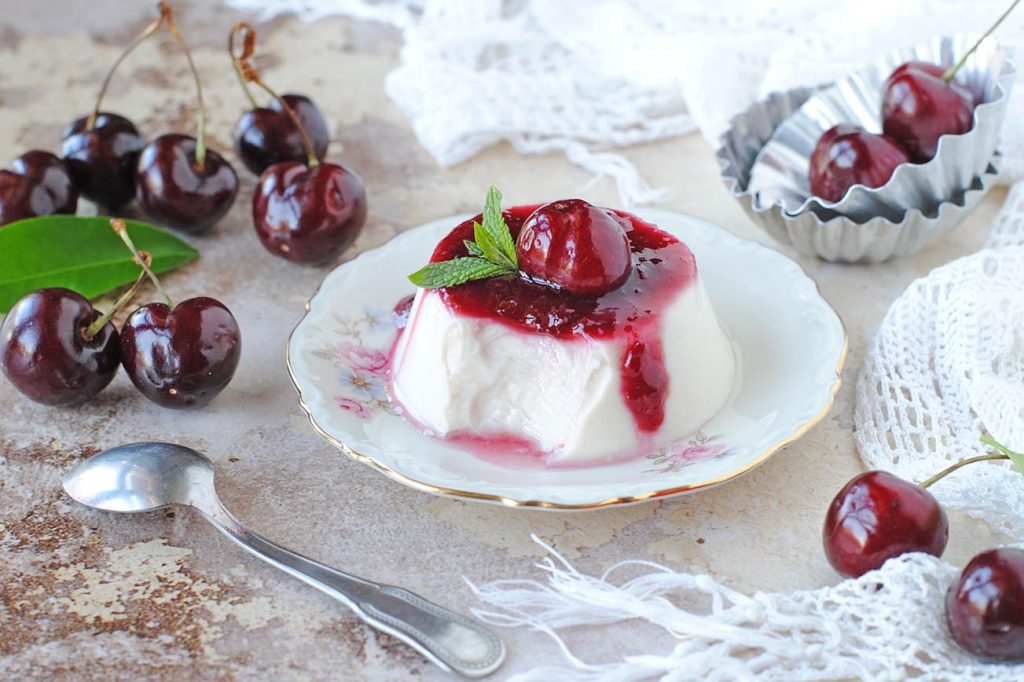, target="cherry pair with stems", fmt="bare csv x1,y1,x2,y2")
0,220,240,409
